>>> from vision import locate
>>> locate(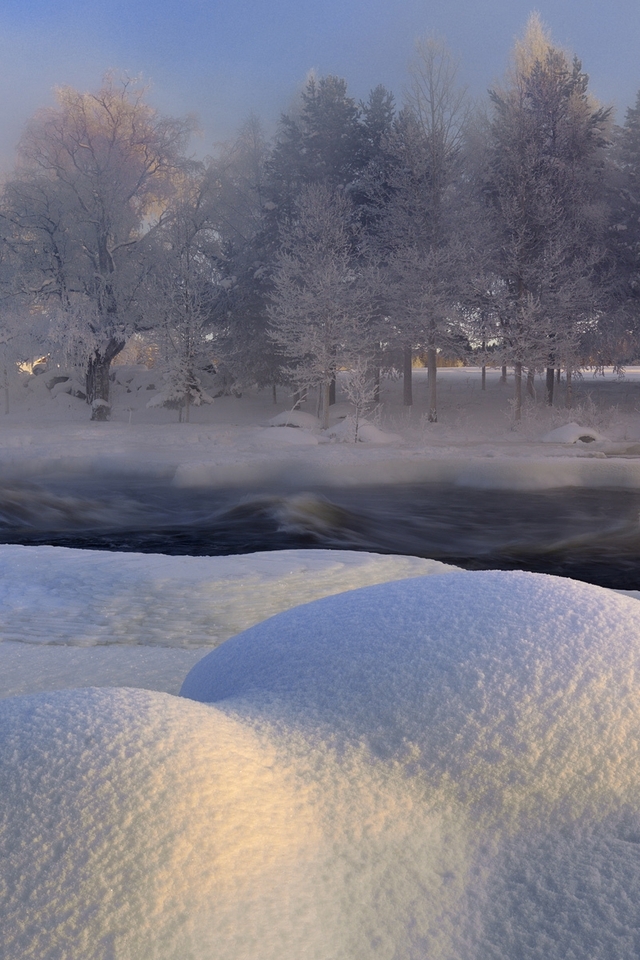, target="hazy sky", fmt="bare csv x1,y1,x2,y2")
0,0,638,170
